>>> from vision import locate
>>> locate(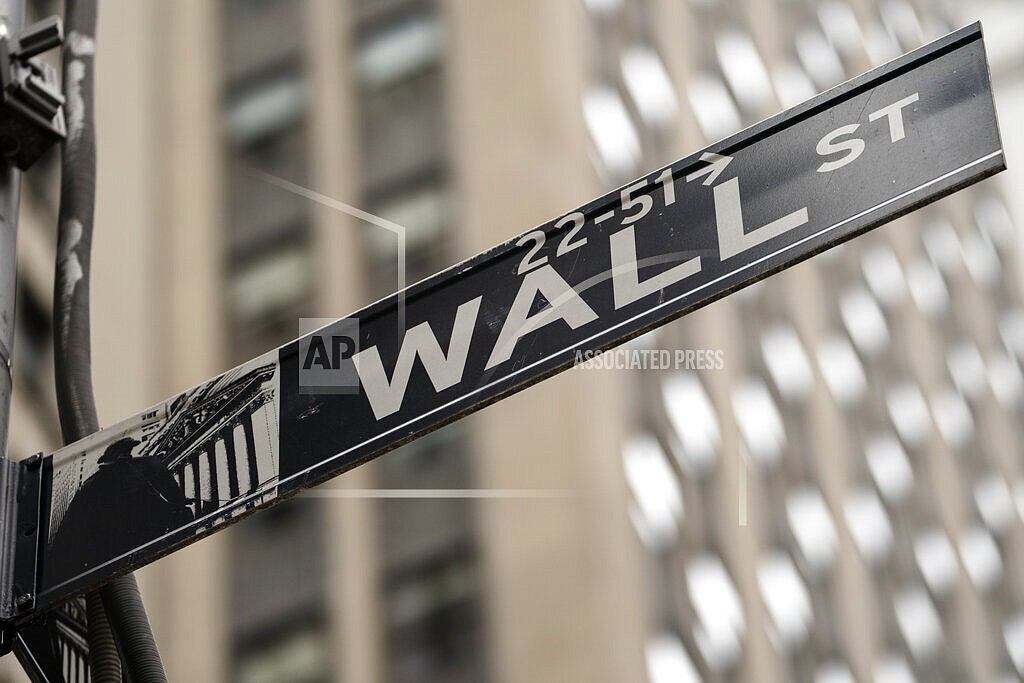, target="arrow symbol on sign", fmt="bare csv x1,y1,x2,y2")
685,152,733,186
